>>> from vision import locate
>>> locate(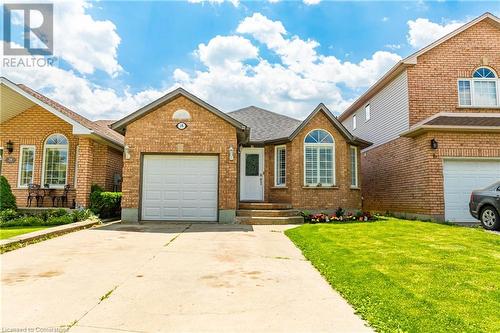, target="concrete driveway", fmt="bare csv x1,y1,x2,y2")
1,223,371,333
